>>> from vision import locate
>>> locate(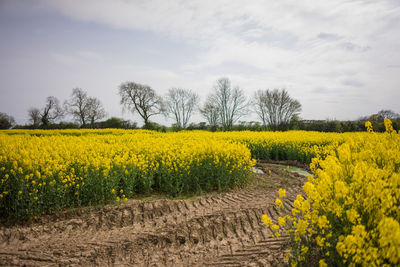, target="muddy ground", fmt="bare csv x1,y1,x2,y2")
0,162,307,266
